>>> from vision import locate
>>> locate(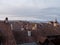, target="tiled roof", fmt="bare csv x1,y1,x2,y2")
10,21,60,43
0,20,60,44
